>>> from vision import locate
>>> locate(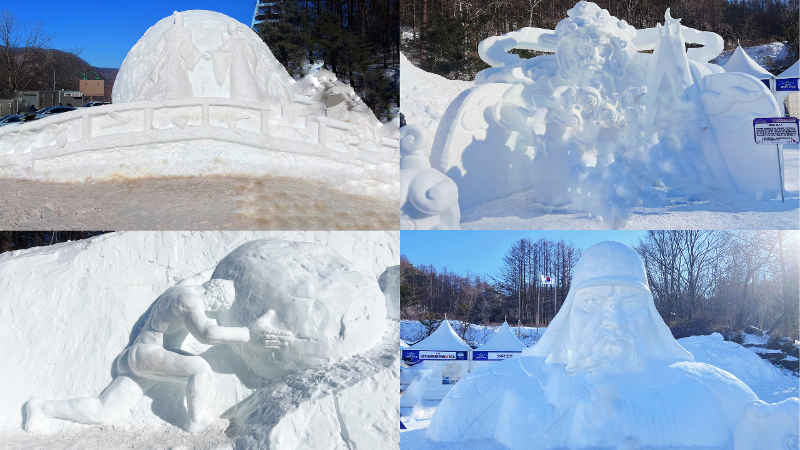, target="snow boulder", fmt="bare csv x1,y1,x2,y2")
211,239,388,381
379,265,401,320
